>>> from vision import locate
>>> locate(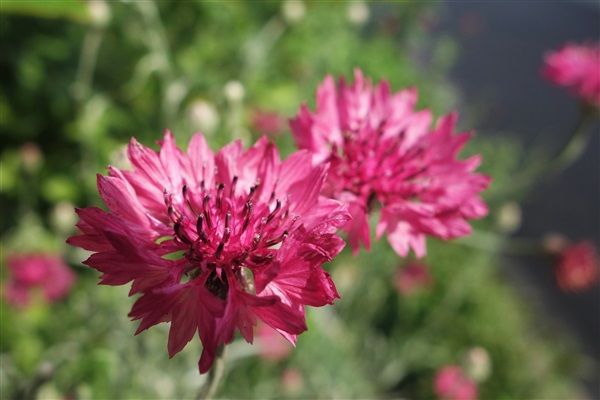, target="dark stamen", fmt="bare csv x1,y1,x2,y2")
174,219,191,244
182,184,199,214
222,227,231,244
242,201,253,232
215,241,225,259
230,176,238,198
248,184,259,200
216,183,224,209
266,200,281,223
250,253,274,264
203,195,212,229
264,230,288,247
168,206,179,222
252,233,262,249
196,215,208,243
232,251,249,265
222,212,231,243
224,211,231,229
